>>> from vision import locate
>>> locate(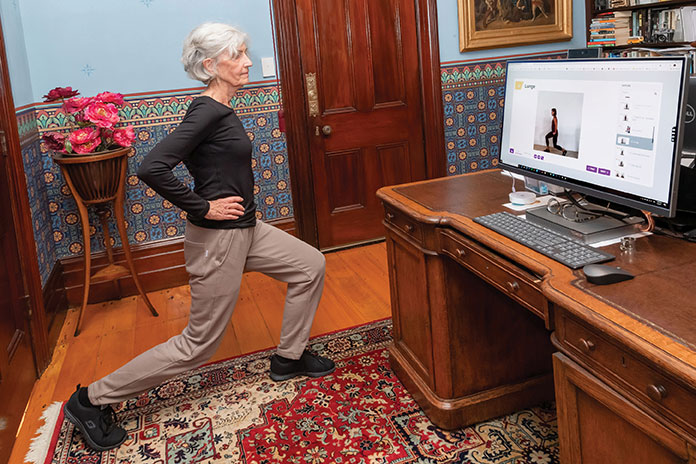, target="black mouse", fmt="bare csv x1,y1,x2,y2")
583,264,634,285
